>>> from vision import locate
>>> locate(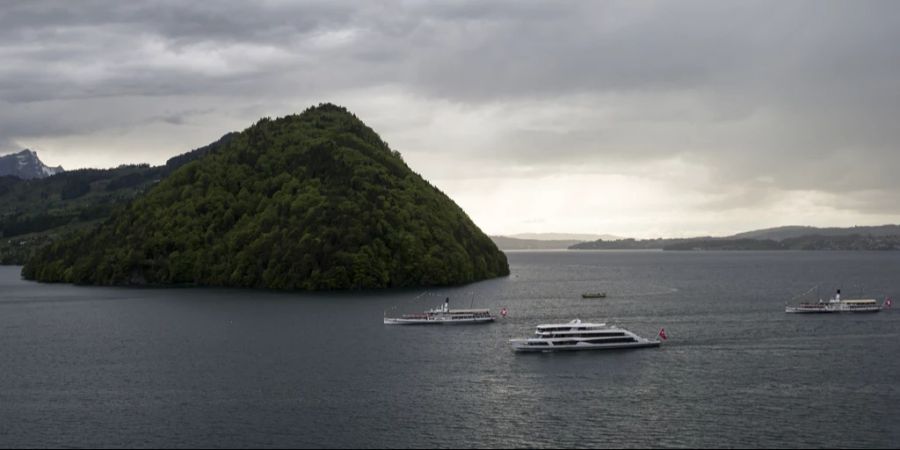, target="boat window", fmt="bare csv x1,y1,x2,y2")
584,337,637,344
